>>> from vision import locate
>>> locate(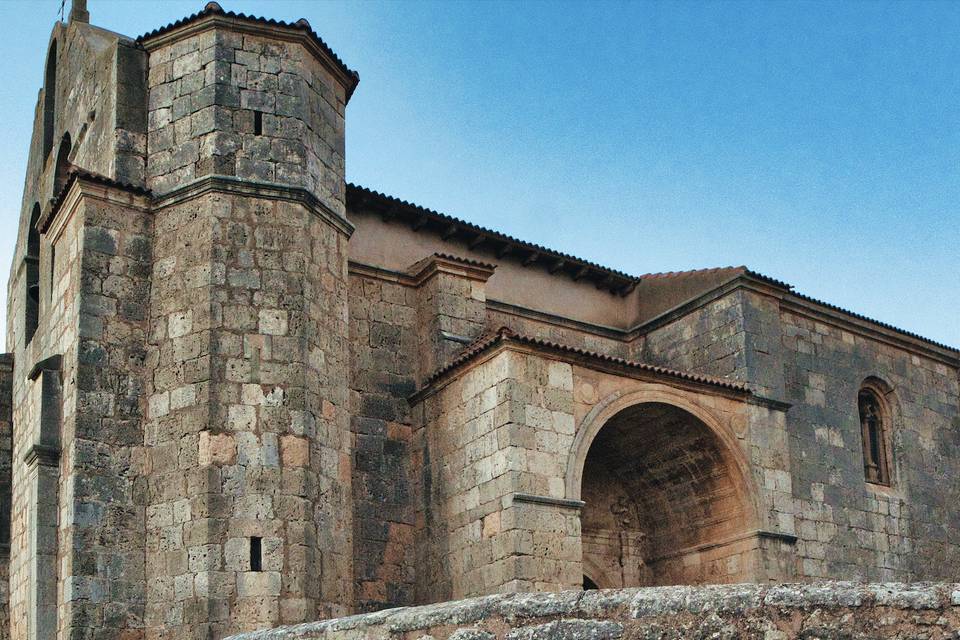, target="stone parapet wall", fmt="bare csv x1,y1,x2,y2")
228,583,960,640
